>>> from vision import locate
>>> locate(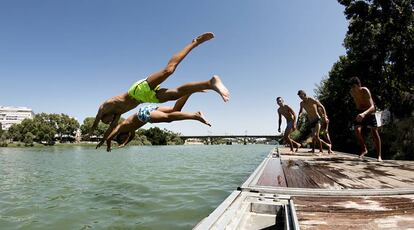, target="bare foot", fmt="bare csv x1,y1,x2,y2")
359,149,368,159
193,32,215,44
195,111,211,127
210,75,230,102
295,143,301,152
378,156,383,162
